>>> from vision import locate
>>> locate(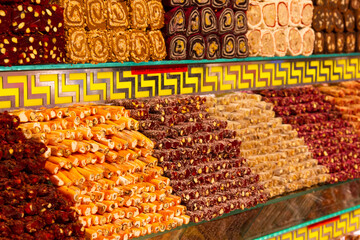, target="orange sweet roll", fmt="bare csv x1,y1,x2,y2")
80,194,92,204
78,216,90,227
113,117,135,130
149,178,168,190
154,190,167,202
110,175,130,186
84,165,104,180
106,120,126,132
93,135,115,150
158,209,175,222
98,179,116,190
68,108,86,119
102,162,123,176
59,139,78,153
138,148,153,157
164,219,178,231
102,190,118,201
111,136,129,150
84,227,98,240
101,200,117,212
31,132,48,144
151,222,166,233
138,156,158,168
40,108,56,119
112,208,126,220
116,150,132,161
58,185,80,203
61,168,85,185
90,215,100,226
96,124,117,135
112,131,138,149
44,161,60,175
75,167,95,182
147,213,163,223
10,109,37,123
76,204,93,216
47,156,69,168
122,130,147,147
93,164,115,178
